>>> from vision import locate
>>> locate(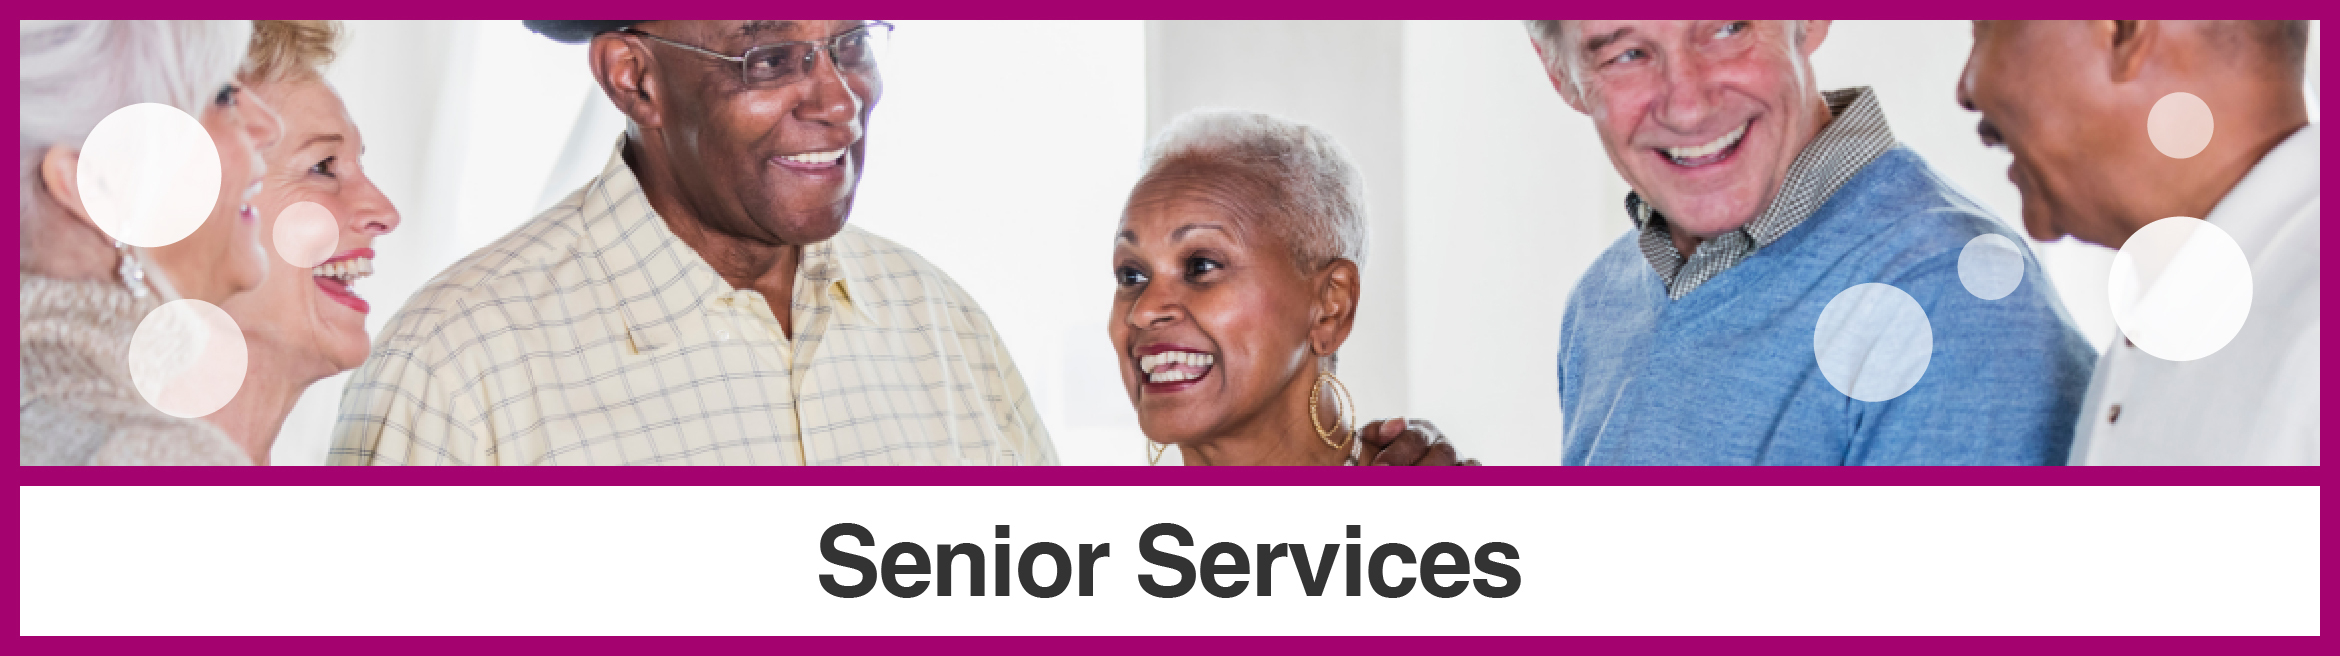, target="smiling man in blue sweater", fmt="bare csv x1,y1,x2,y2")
1523,20,2097,465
